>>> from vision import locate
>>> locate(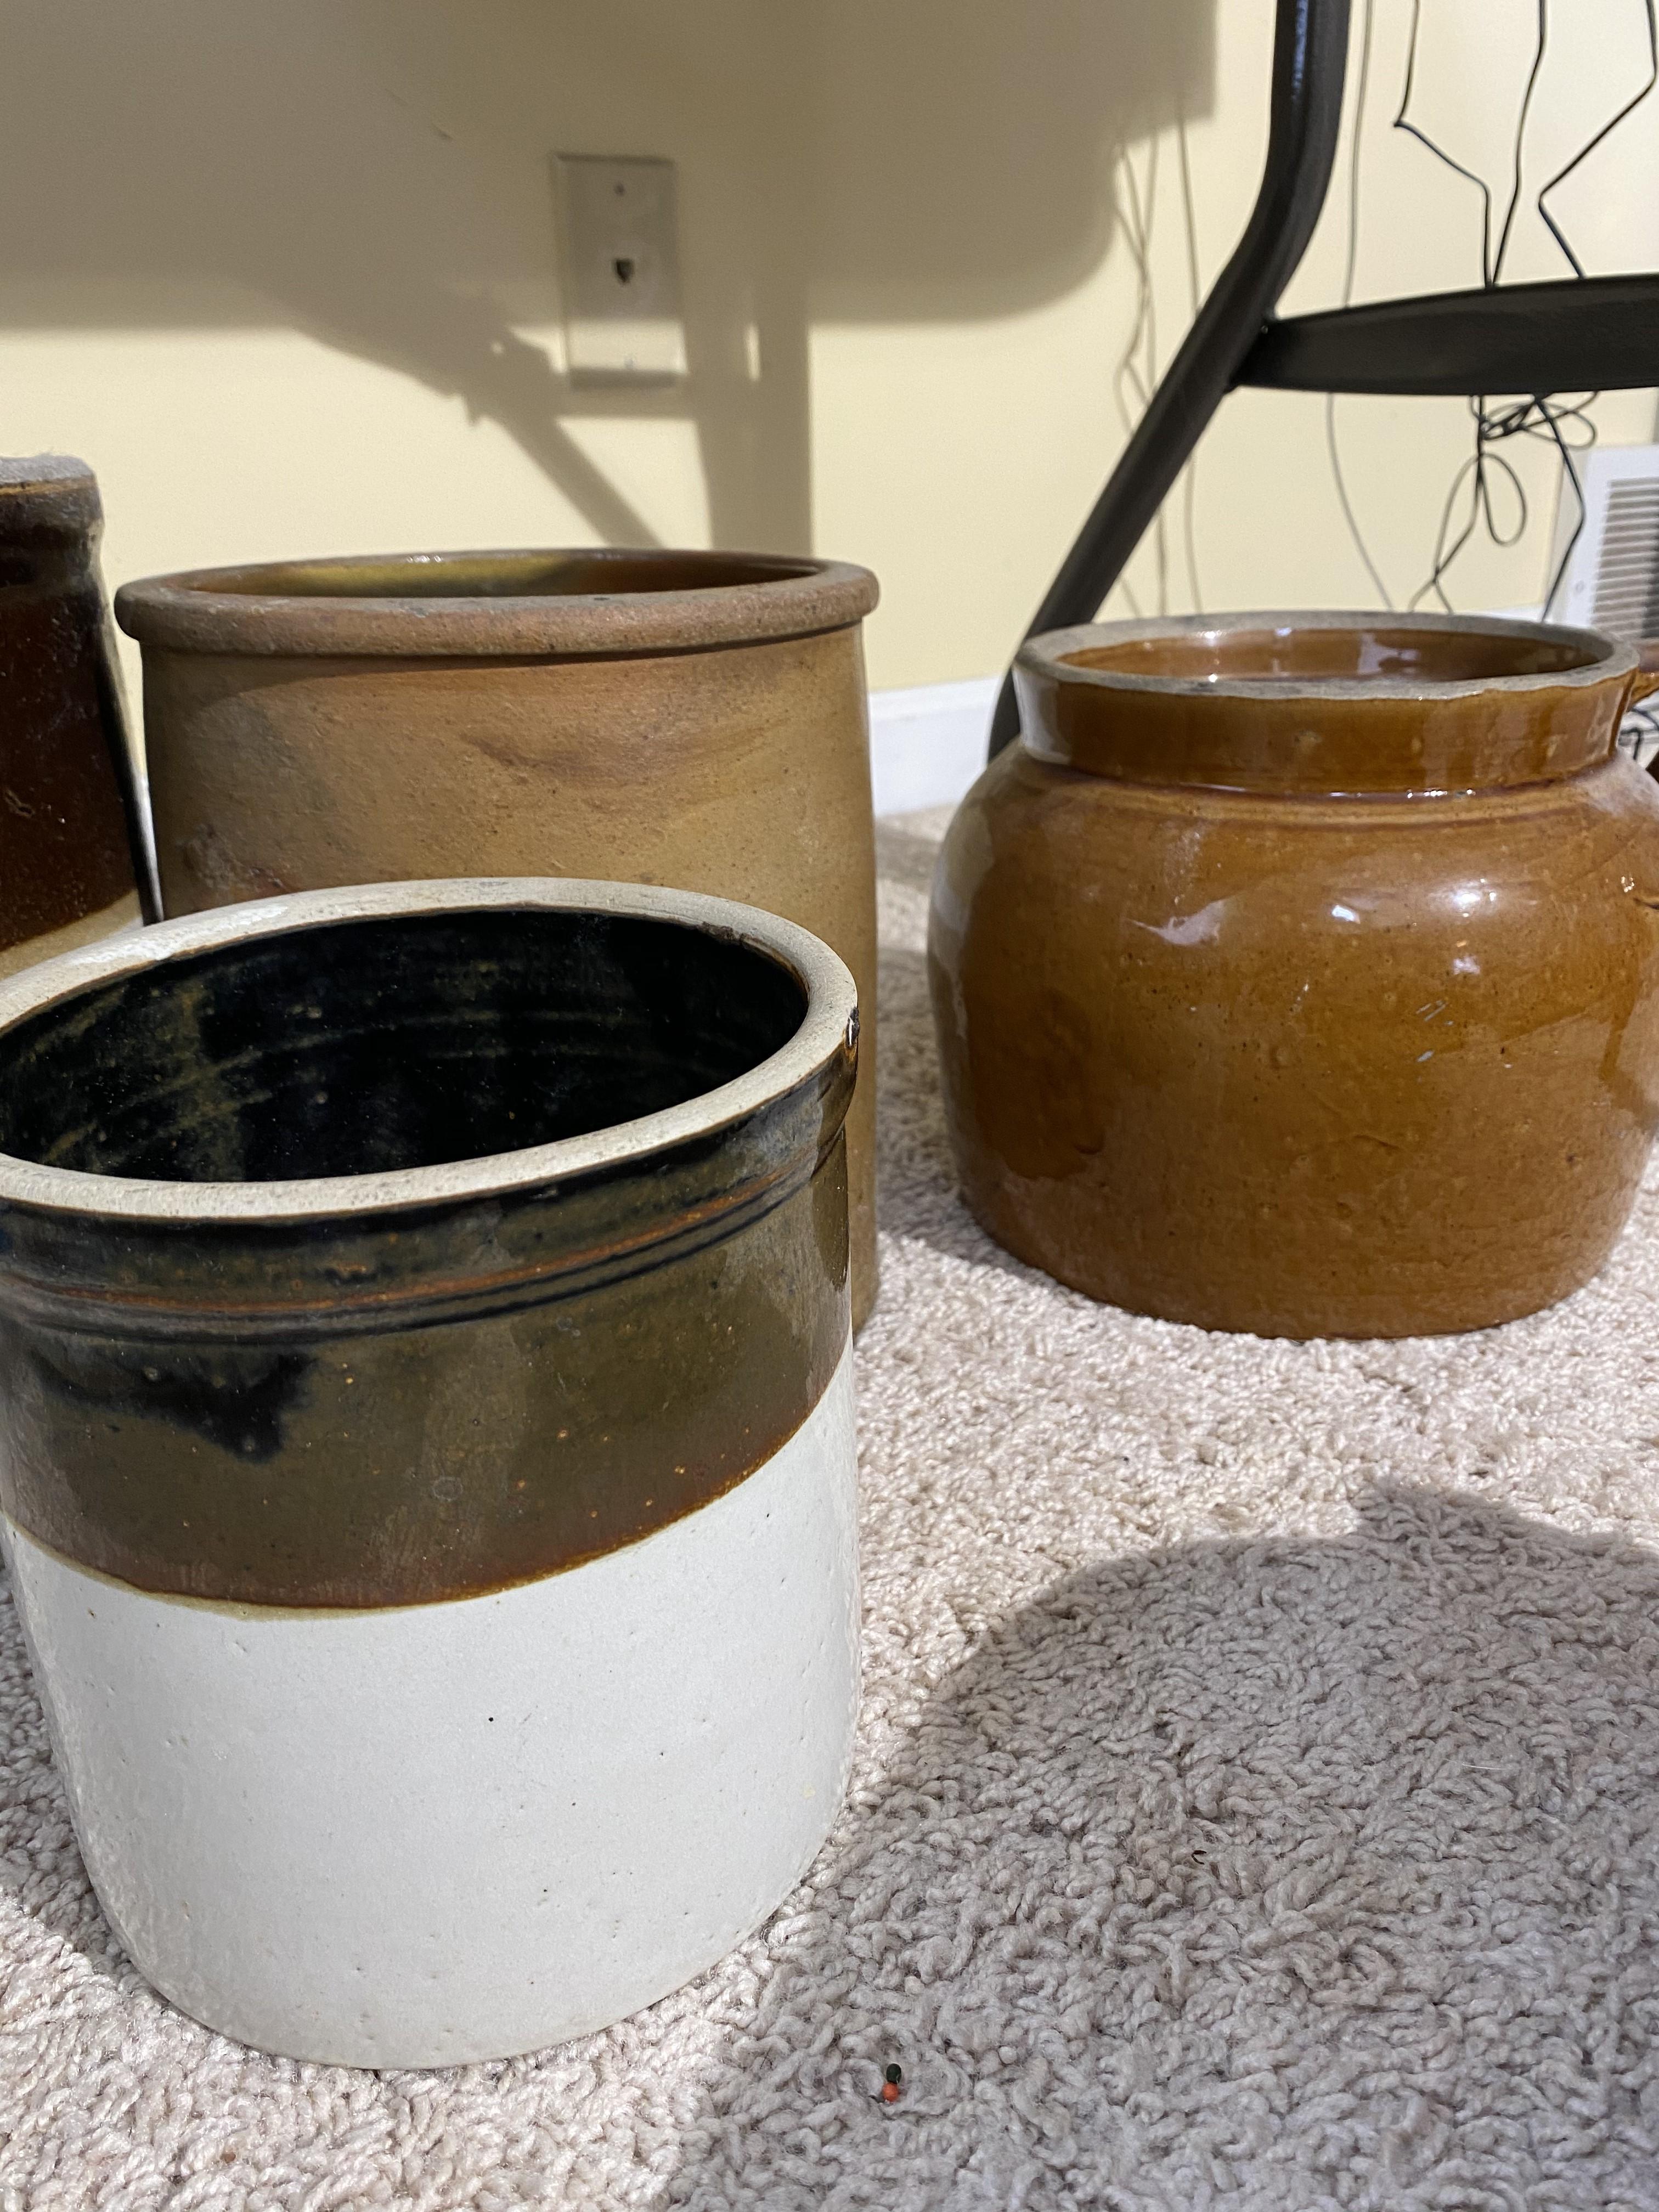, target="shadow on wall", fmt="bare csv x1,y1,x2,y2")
664,1483,1659,2207
0,0,1217,556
